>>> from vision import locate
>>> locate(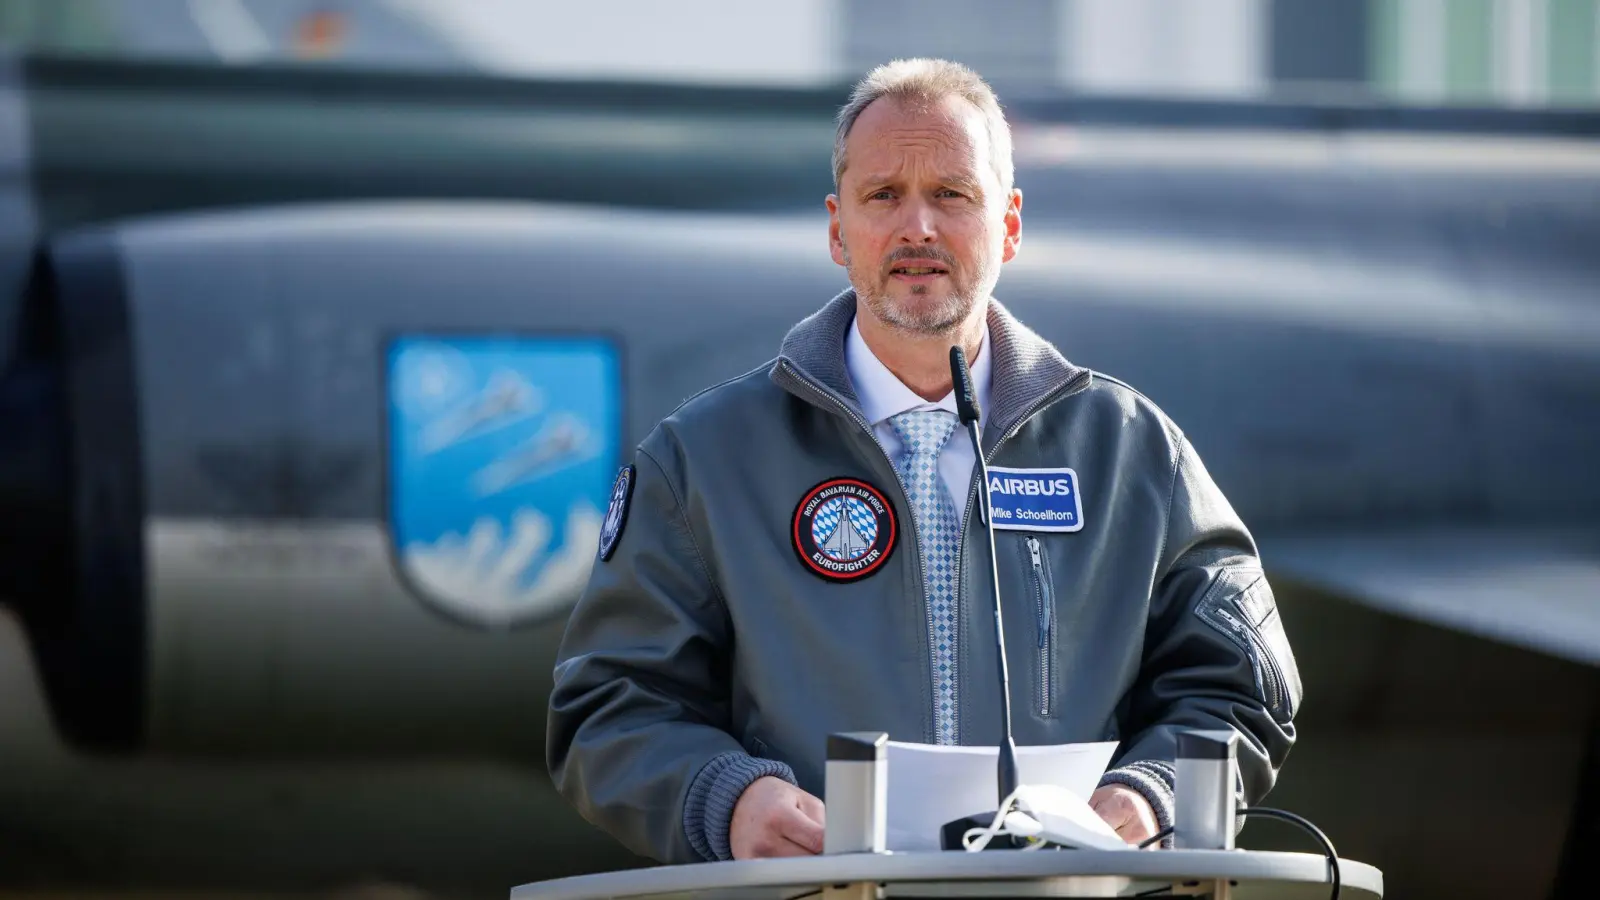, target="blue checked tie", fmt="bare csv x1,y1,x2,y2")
889,409,963,745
